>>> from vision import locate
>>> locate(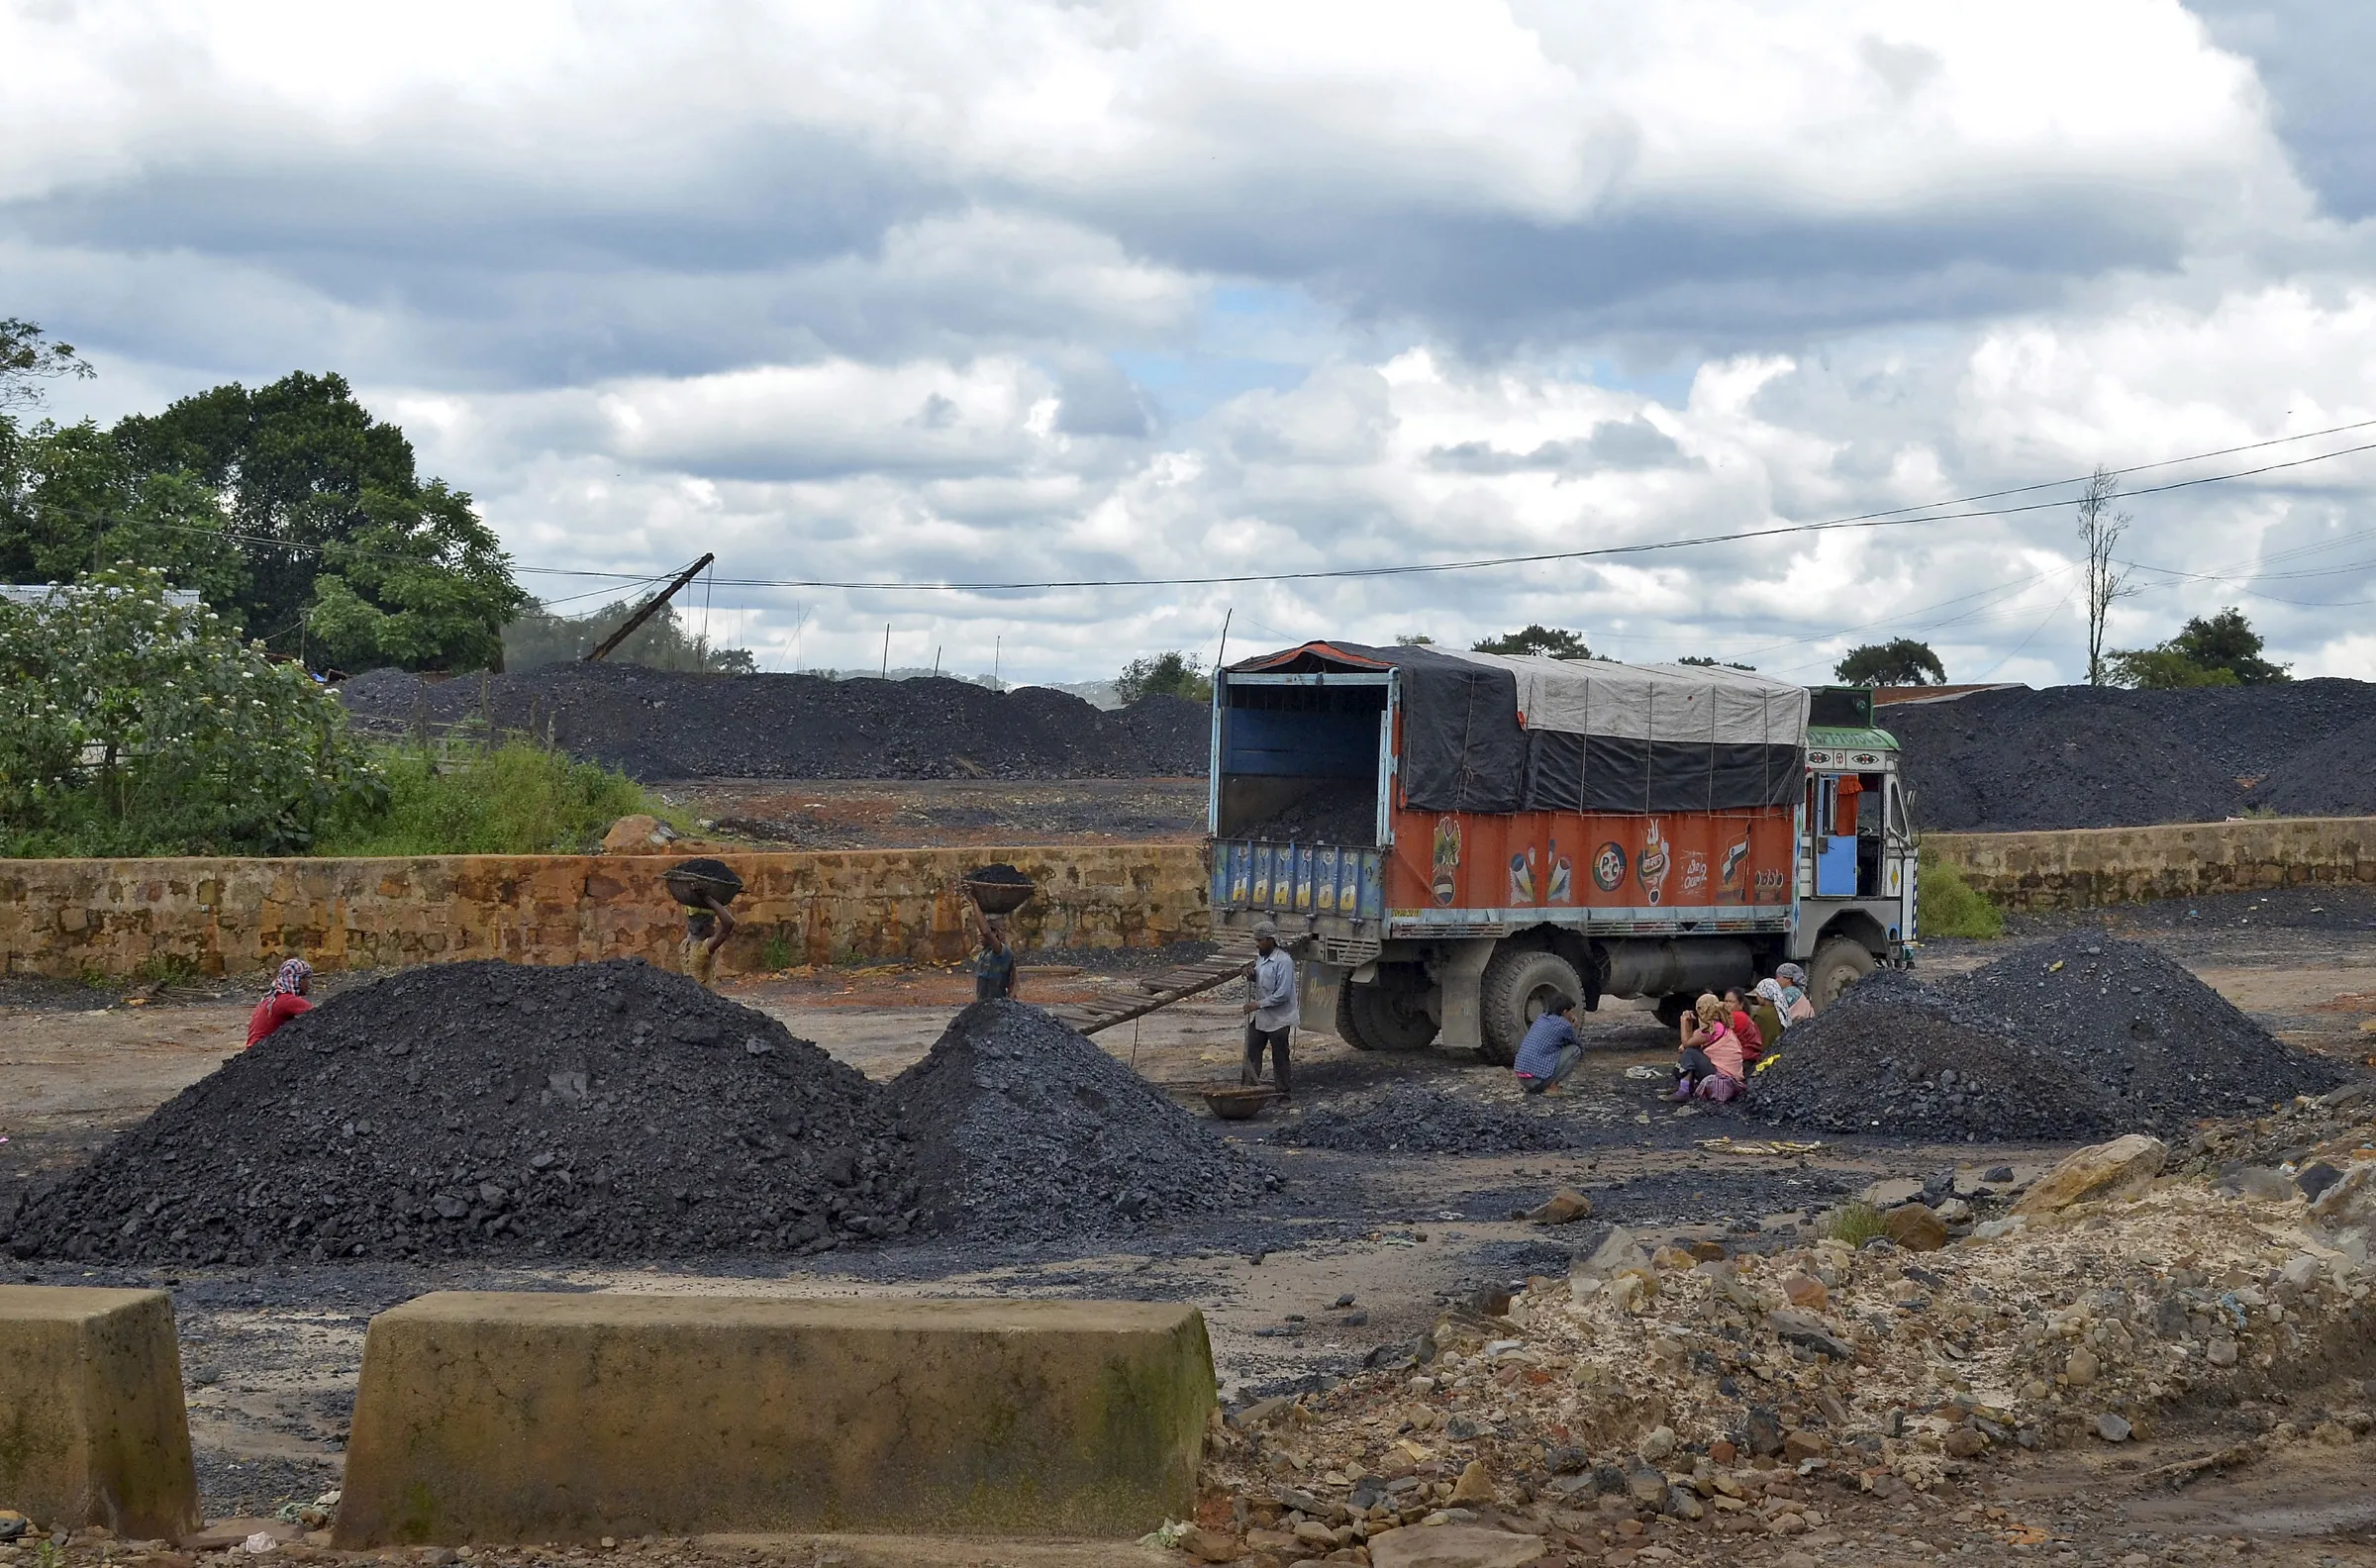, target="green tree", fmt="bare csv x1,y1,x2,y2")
0,317,93,413
0,418,243,605
1833,638,1947,686
1472,624,1591,658
2103,647,2239,689
0,566,383,855
2167,607,2289,684
2107,607,2287,689
1116,650,1213,704
111,371,527,668
1676,655,1756,671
